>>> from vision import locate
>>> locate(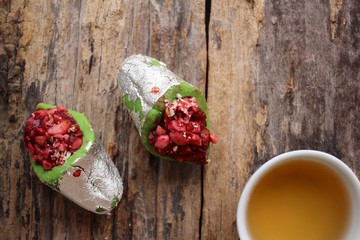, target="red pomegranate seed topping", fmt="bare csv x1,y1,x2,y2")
169,132,189,145
148,97,217,164
151,87,160,94
42,161,53,170
71,137,83,150
23,106,83,171
48,120,72,135
155,126,167,135
73,169,82,177
154,135,170,149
